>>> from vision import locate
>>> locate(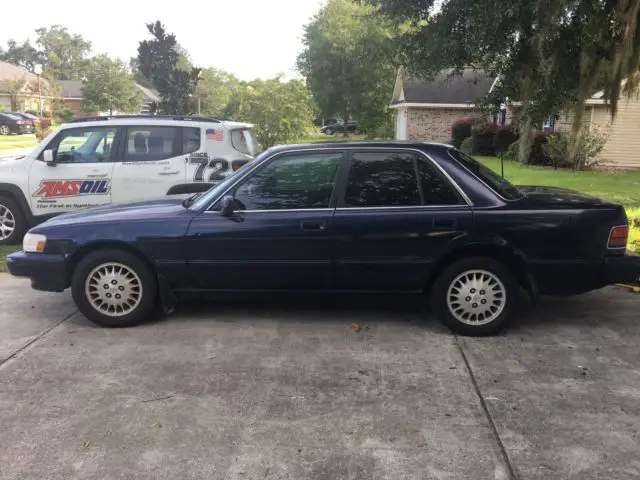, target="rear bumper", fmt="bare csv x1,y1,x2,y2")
531,254,640,295
602,253,640,285
7,251,69,292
